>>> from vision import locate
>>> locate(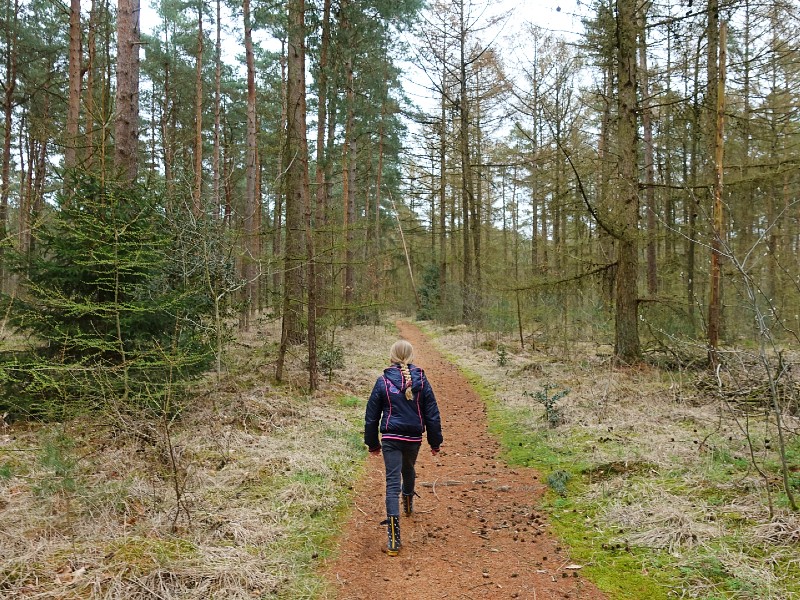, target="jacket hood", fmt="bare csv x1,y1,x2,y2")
383,364,421,393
